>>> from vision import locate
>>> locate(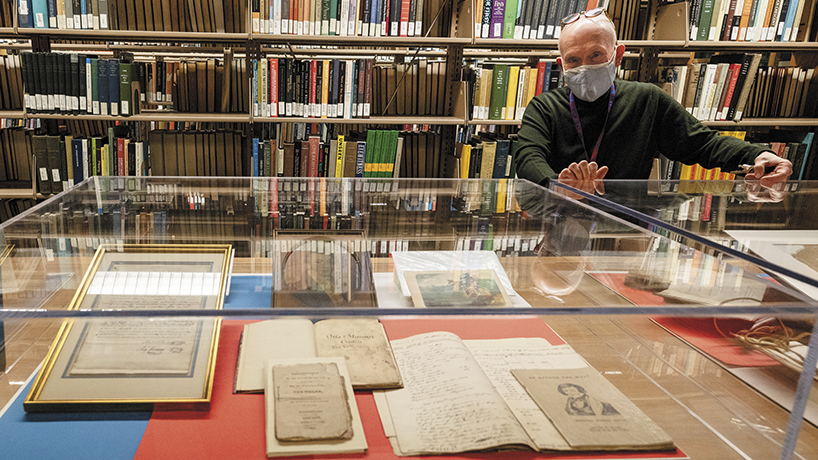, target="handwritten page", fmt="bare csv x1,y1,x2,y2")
465,339,588,451
383,332,534,455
